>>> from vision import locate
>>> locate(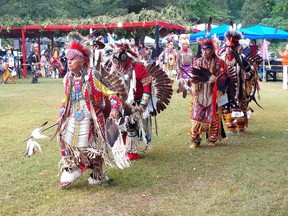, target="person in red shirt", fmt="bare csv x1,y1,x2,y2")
249,39,259,55
111,44,152,160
